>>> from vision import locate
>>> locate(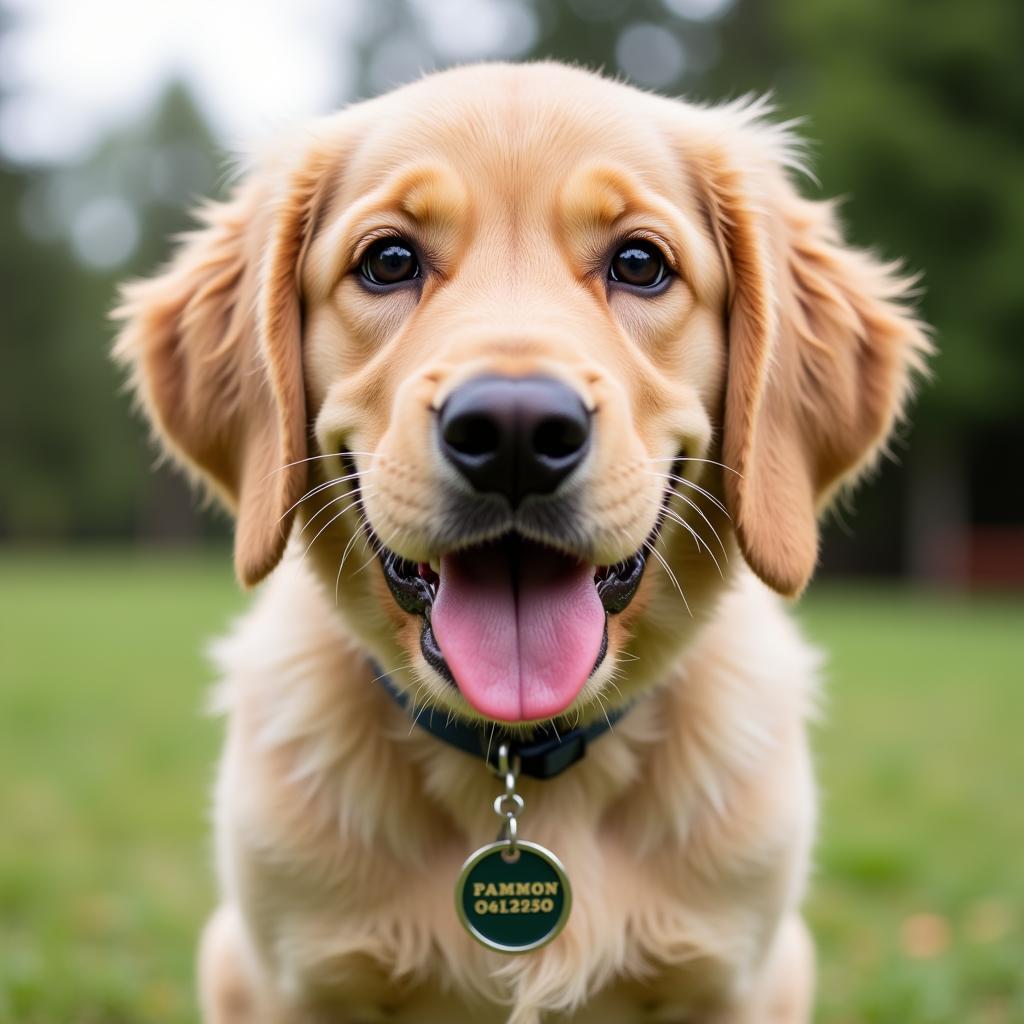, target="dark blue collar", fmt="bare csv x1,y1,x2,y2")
374,663,628,780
